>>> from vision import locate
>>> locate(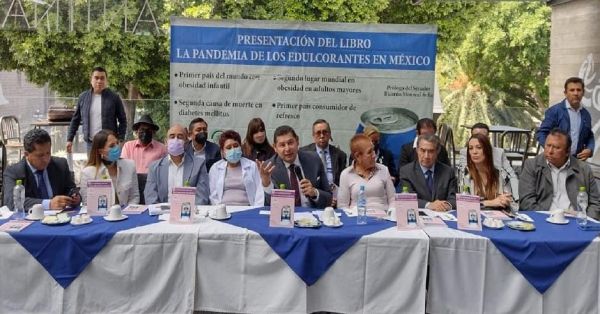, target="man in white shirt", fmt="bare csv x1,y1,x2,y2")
520,128,600,218
67,67,127,152
144,124,209,205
